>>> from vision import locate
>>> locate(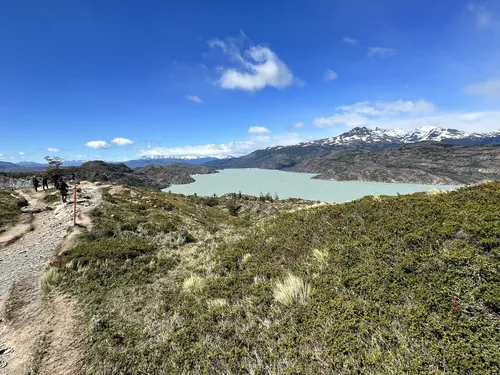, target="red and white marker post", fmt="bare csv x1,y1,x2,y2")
73,184,77,226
